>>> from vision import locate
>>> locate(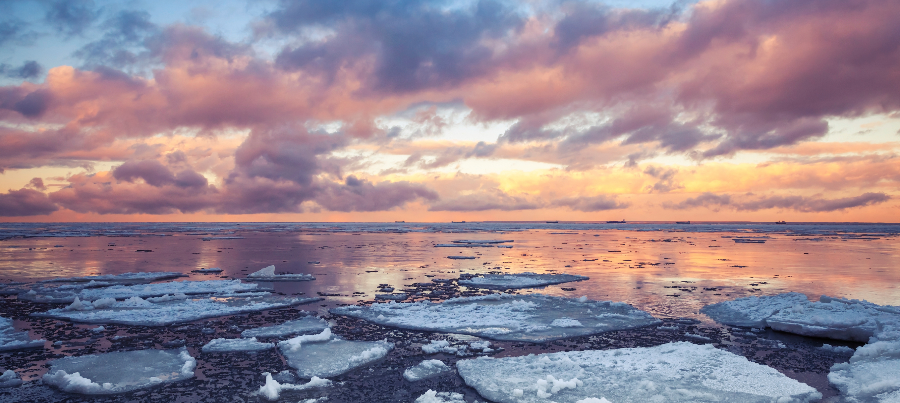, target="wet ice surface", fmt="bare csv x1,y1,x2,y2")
256,372,331,401
416,389,467,403
829,325,900,402
333,294,660,342
42,348,195,394
458,272,588,289
19,279,259,303
457,342,821,403
41,272,186,284
202,337,274,352
241,316,329,338
0,316,44,351
246,265,315,281
278,329,394,378
404,360,452,381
